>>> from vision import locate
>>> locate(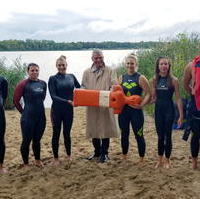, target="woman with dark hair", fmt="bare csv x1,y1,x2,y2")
152,57,183,169
0,76,8,173
13,63,46,168
48,55,80,165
